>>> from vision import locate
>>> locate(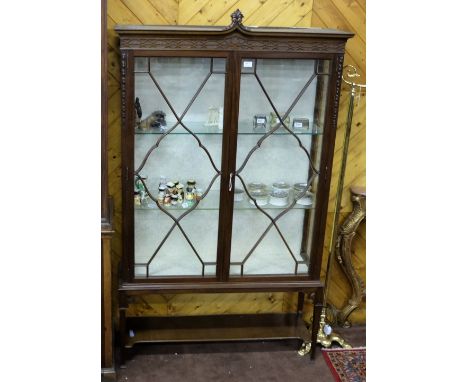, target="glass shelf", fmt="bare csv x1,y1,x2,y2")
135,192,315,212
135,122,323,136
